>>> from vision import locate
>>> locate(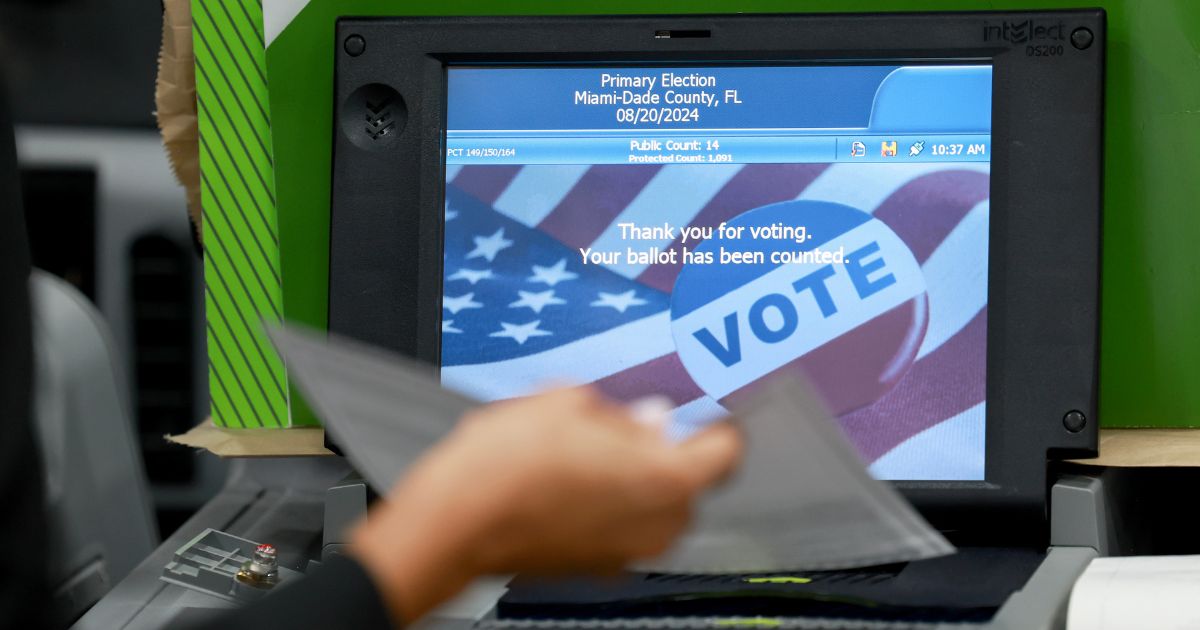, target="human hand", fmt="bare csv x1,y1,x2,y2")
350,386,742,625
